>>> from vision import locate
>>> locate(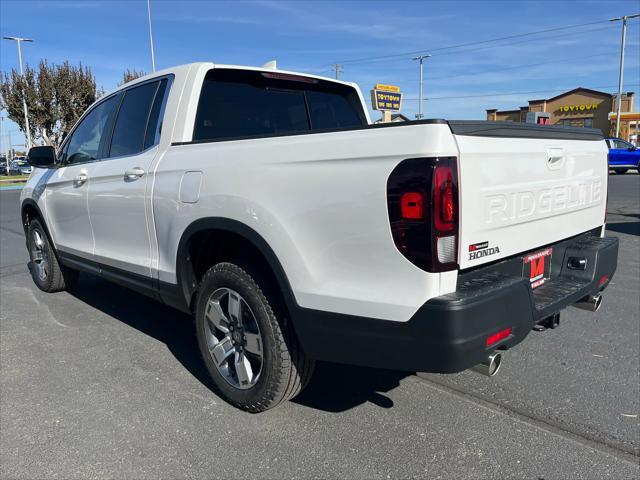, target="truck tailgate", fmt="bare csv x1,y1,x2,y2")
450,121,608,270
